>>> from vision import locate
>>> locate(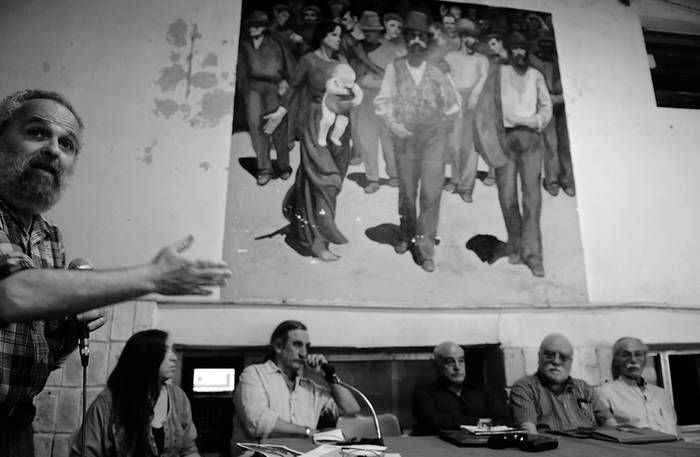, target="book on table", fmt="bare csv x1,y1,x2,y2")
592,426,678,444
